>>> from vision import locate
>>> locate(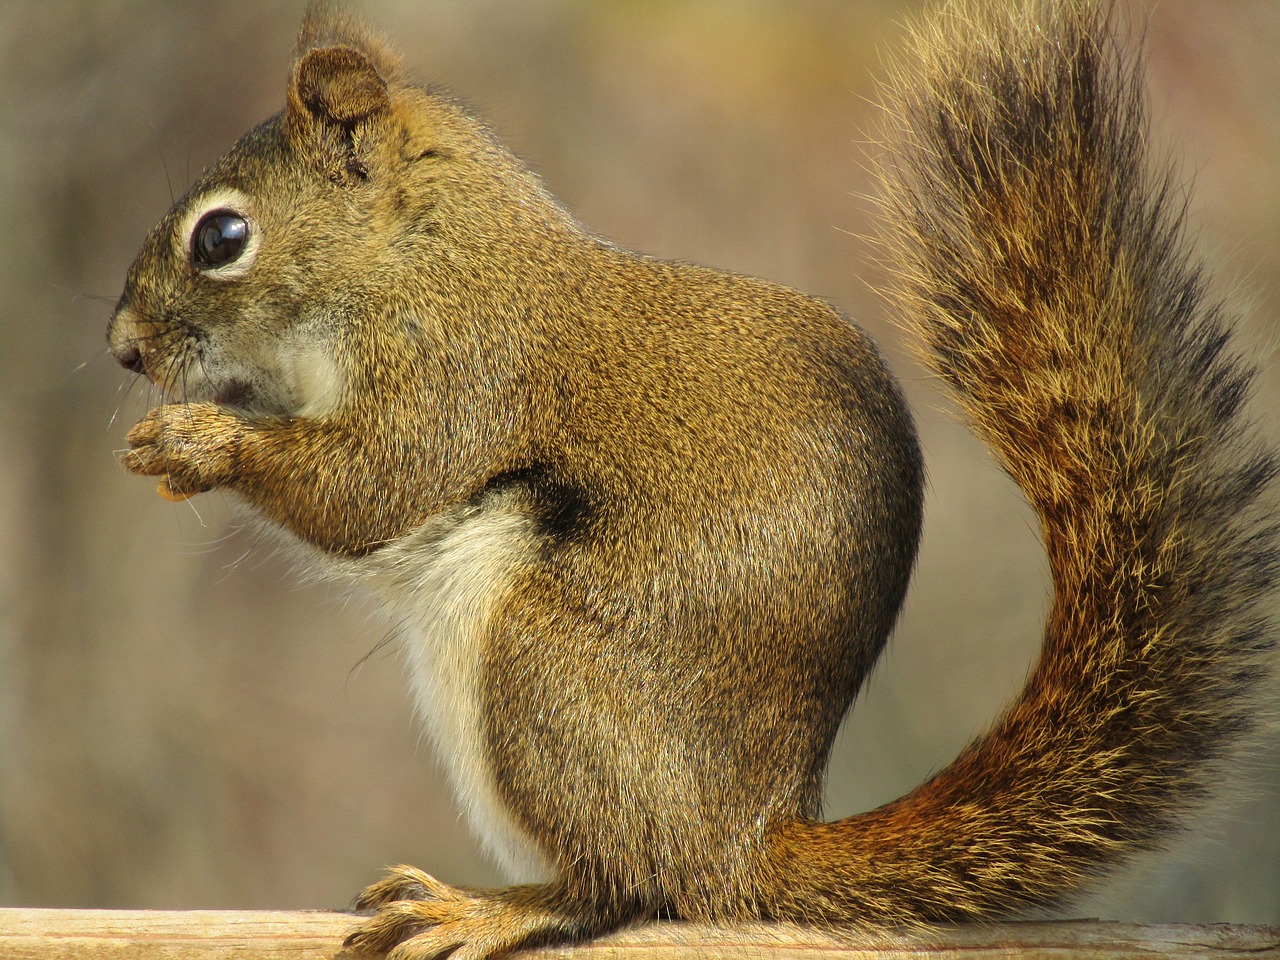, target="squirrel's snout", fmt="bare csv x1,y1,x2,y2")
114,344,145,375
107,304,148,375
